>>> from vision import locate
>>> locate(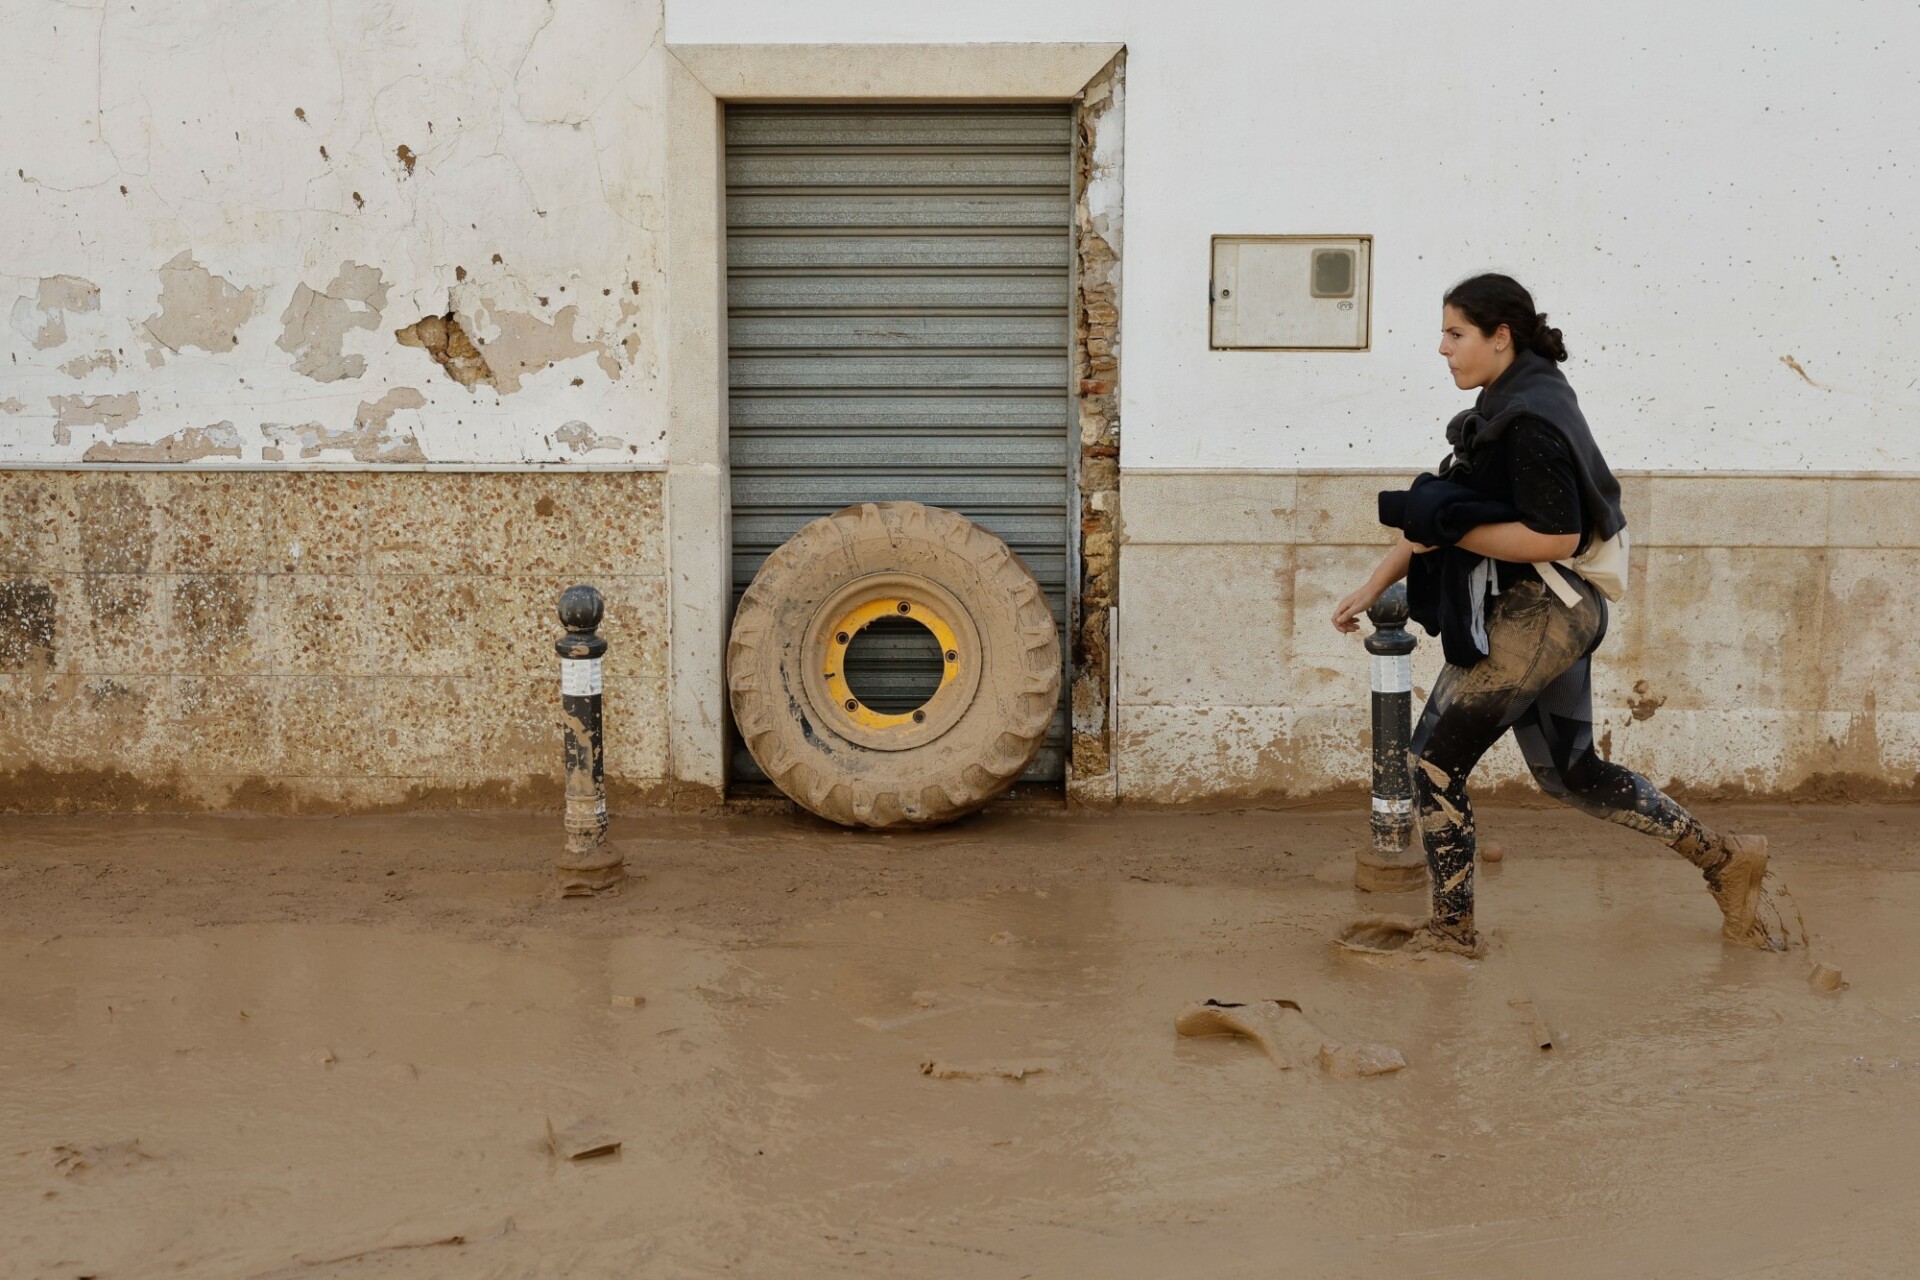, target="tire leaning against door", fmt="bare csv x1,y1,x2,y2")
726,501,1061,829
